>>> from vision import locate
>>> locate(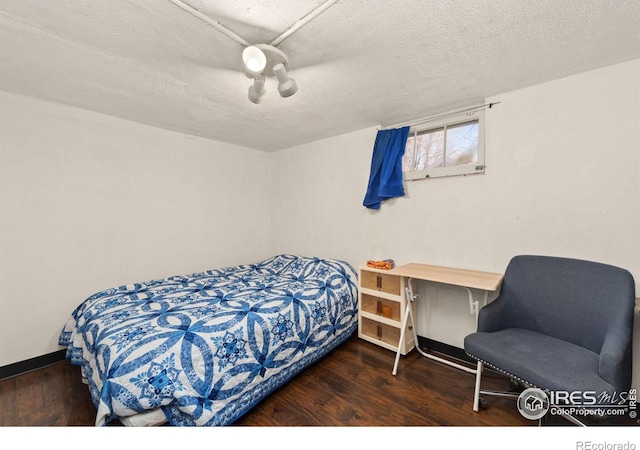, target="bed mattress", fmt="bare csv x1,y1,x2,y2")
59,254,358,426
